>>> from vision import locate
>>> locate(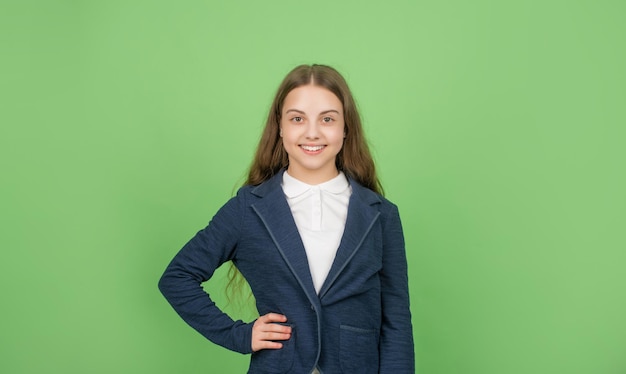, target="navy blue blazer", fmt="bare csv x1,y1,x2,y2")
159,171,414,373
